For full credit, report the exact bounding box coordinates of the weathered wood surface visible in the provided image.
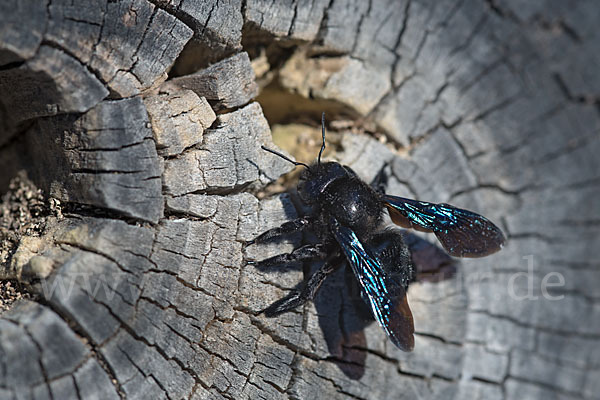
[0,1,598,399]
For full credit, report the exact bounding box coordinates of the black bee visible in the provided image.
[248,114,505,351]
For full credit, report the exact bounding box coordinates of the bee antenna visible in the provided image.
[318,112,326,165]
[260,146,310,170]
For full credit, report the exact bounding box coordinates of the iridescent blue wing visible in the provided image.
[331,218,414,351]
[383,195,505,258]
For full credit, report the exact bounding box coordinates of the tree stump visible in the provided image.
[0,1,598,399]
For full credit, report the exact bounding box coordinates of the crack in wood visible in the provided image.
[34,300,127,399]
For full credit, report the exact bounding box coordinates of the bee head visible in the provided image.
[262,112,351,204]
[297,161,350,204]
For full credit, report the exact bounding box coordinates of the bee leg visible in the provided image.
[370,162,389,194]
[251,244,326,268]
[263,256,342,316]
[246,216,313,245]
[371,230,414,288]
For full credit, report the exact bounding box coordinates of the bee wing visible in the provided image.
[331,218,414,351]
[383,195,506,258]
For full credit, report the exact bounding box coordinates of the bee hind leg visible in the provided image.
[250,244,326,268]
[263,255,342,316]
[370,162,390,195]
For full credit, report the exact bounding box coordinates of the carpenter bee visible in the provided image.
[248,114,505,351]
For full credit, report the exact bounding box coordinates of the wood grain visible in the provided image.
[0,1,598,399]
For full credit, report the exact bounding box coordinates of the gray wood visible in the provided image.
[0,0,47,66]
[170,52,259,110]
[244,0,328,41]
[162,102,292,196]
[144,88,216,157]
[160,0,244,73]
[23,98,164,223]
[0,45,109,145]
[0,1,598,399]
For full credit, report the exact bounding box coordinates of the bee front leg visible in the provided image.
[246,216,313,245]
